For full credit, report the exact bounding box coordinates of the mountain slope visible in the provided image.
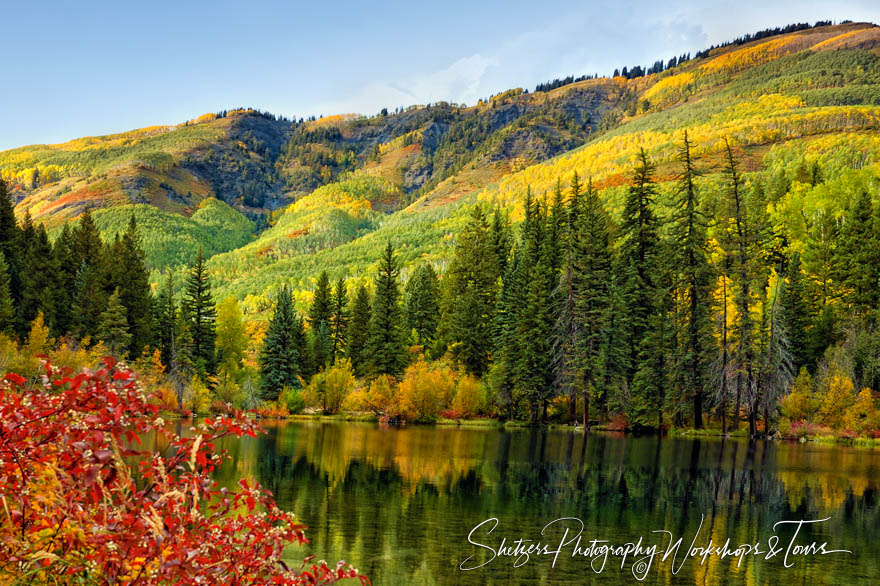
[201,21,880,309]
[2,21,879,307]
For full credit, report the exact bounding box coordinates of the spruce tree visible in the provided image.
[157,272,177,369]
[519,198,557,421]
[618,148,665,427]
[330,277,349,362]
[443,206,500,376]
[18,219,59,337]
[367,243,408,376]
[0,252,14,334]
[573,178,613,427]
[52,224,77,335]
[181,249,217,376]
[118,216,153,356]
[404,264,440,346]
[309,271,333,370]
[670,131,714,428]
[97,288,132,356]
[721,139,764,435]
[259,285,302,400]
[347,283,372,377]
[70,209,107,339]
[781,253,812,372]
[0,179,21,309]
[836,190,880,317]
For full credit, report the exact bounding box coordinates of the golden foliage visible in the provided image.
[451,374,487,418]
[397,358,456,422]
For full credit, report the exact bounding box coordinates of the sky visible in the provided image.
[1,0,877,150]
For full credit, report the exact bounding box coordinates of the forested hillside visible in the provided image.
[1,20,879,436]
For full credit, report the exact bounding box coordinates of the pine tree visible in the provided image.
[573,178,614,427]
[367,243,408,376]
[52,224,77,335]
[554,174,581,423]
[329,277,349,362]
[510,196,556,421]
[836,190,880,317]
[493,239,526,418]
[0,179,21,310]
[70,209,107,339]
[259,285,303,400]
[442,206,500,376]
[347,284,372,377]
[118,216,153,356]
[670,131,714,428]
[97,288,132,356]
[0,252,14,334]
[157,272,177,369]
[618,148,665,427]
[18,219,59,337]
[490,206,512,274]
[181,249,217,376]
[781,253,812,372]
[404,264,440,346]
[721,139,761,434]
[309,271,333,371]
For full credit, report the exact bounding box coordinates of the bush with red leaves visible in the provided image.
[0,358,368,585]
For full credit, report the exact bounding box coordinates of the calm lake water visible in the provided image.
[201,422,879,585]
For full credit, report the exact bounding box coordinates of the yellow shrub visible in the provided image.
[451,374,487,418]
[843,388,877,434]
[397,359,455,422]
[780,368,817,422]
[304,359,355,414]
[817,373,856,430]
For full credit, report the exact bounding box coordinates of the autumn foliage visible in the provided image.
[0,358,367,585]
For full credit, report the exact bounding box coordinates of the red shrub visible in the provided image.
[0,358,368,585]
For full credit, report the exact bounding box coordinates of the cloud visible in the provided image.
[312,53,497,116]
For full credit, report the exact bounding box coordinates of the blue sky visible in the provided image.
[1,0,876,150]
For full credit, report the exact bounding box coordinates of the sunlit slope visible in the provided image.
[479,23,880,215]
[204,22,880,310]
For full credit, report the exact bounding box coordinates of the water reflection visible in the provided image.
[206,422,880,585]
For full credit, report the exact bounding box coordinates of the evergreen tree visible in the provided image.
[97,288,132,356]
[781,253,812,372]
[330,277,349,362]
[670,131,714,428]
[404,264,440,346]
[118,216,153,356]
[52,224,77,335]
[259,285,303,400]
[157,272,177,369]
[0,179,21,310]
[493,239,526,418]
[347,284,372,377]
[367,243,408,376]
[18,219,59,337]
[442,206,500,376]
[618,148,665,427]
[181,249,217,376]
[490,206,512,274]
[70,209,107,338]
[836,190,880,317]
[0,252,14,334]
[573,178,614,427]
[721,139,761,434]
[309,271,333,371]
[511,196,556,421]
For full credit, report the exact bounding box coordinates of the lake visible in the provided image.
[203,421,879,585]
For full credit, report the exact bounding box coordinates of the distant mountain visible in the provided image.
[2,21,878,306]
